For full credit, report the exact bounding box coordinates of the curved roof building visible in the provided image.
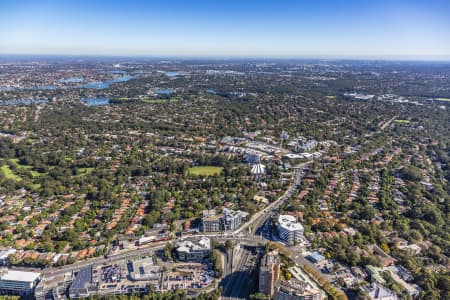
[251,163,266,175]
[277,215,304,245]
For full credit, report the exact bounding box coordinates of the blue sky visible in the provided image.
[1,0,450,59]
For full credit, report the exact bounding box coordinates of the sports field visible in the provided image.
[188,166,223,176]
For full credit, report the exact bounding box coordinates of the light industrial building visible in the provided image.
[277,215,304,245]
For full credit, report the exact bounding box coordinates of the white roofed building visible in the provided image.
[176,237,211,262]
[130,257,162,281]
[0,249,16,265]
[277,215,304,245]
[252,163,266,175]
[0,269,40,296]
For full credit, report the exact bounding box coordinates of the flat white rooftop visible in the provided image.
[0,270,40,282]
[278,215,304,231]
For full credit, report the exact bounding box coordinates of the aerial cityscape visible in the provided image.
[0,1,449,300]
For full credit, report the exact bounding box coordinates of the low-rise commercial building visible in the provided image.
[0,269,40,296]
[274,279,322,300]
[361,283,398,300]
[130,257,162,281]
[176,237,211,262]
[35,272,73,300]
[306,252,325,264]
[69,266,92,299]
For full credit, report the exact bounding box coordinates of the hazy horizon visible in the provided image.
[1,53,450,63]
[1,0,450,59]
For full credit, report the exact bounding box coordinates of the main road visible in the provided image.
[39,234,266,278]
[234,161,310,236]
[41,242,167,277]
